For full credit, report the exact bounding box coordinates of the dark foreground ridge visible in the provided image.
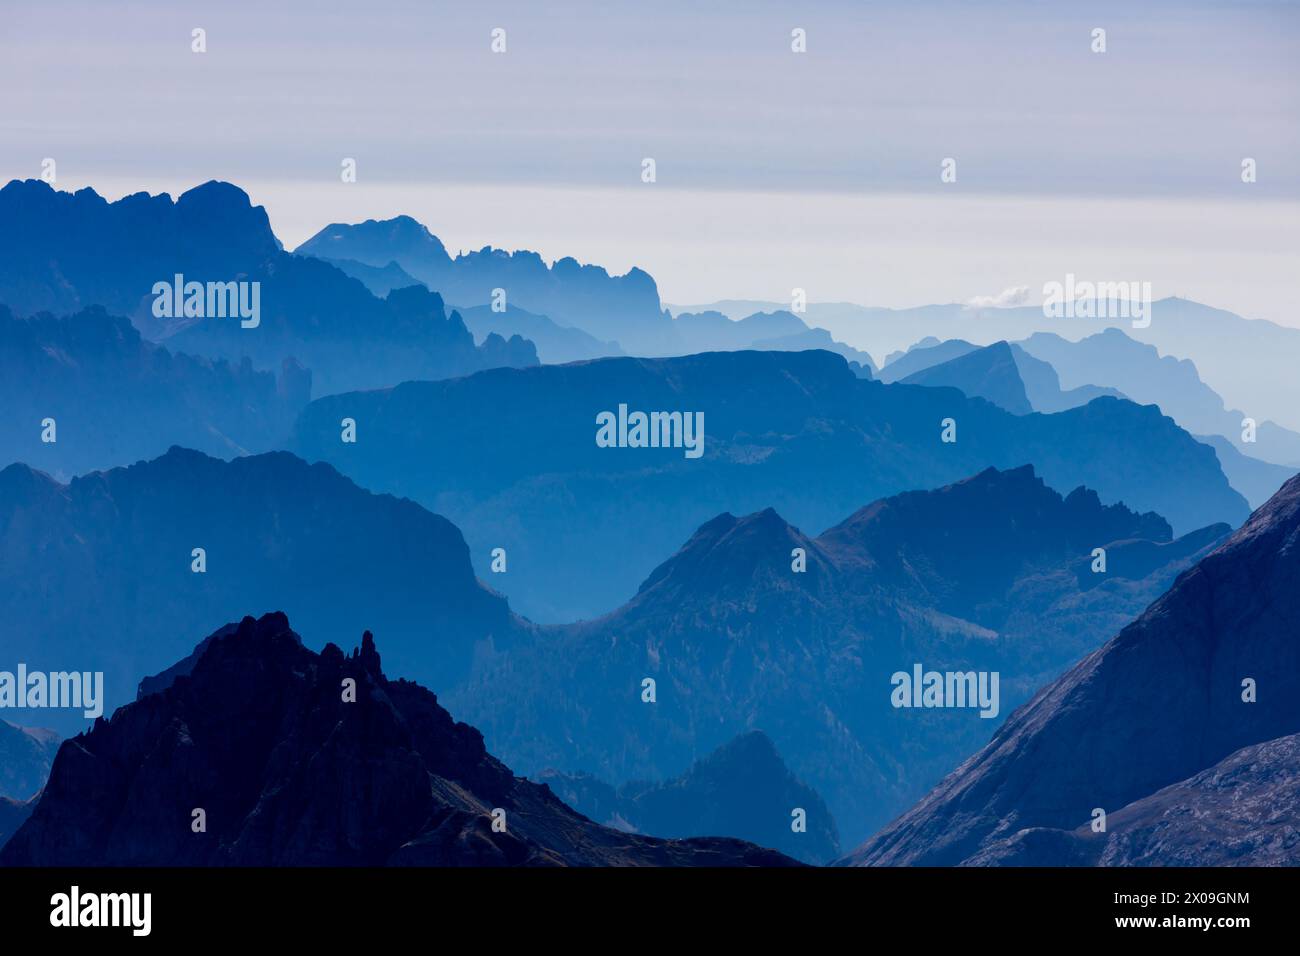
[0,612,798,867]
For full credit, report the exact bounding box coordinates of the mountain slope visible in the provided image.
[0,613,795,867]
[0,447,519,734]
[452,466,1231,845]
[845,472,1300,866]
[291,349,1249,622]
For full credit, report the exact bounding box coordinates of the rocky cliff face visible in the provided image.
[1,613,797,867]
[844,473,1300,866]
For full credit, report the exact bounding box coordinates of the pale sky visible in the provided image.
[3,0,1298,323]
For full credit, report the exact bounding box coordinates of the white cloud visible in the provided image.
[965,286,1030,309]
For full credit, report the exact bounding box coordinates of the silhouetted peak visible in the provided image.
[358,630,382,676]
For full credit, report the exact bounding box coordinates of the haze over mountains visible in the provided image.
[0,304,308,476]
[881,334,1300,507]
[0,180,537,396]
[451,465,1229,844]
[292,348,1248,622]
[0,447,520,734]
[0,612,794,867]
[846,473,1300,867]
[296,214,672,355]
[685,298,1300,435]
[2,174,1294,868]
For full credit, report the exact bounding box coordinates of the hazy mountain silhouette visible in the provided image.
[886,335,1295,506]
[1197,434,1298,510]
[687,298,1300,434]
[0,612,795,867]
[458,304,624,363]
[844,473,1300,866]
[296,216,671,354]
[672,310,875,369]
[540,731,840,864]
[452,466,1230,844]
[0,180,538,395]
[0,447,521,734]
[888,339,1120,414]
[0,304,308,476]
[899,341,1034,414]
[319,257,425,297]
[0,721,59,802]
[291,349,1248,622]
[1019,328,1300,466]
[878,339,978,382]
[0,178,281,320]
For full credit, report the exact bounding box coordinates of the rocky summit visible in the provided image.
[0,612,797,867]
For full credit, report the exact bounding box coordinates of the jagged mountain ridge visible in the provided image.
[452,465,1231,845]
[0,613,796,867]
[291,348,1249,622]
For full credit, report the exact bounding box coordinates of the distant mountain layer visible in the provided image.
[0,613,795,867]
[0,721,60,802]
[314,255,626,365]
[1198,434,1298,510]
[886,335,1297,507]
[899,341,1034,415]
[0,180,538,395]
[844,472,1300,866]
[458,304,624,364]
[888,339,1121,414]
[295,215,671,354]
[671,310,876,370]
[541,731,840,864]
[1019,328,1300,467]
[0,304,308,476]
[0,447,520,734]
[291,349,1249,623]
[453,465,1230,845]
[692,298,1300,435]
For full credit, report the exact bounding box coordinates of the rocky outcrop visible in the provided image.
[1,613,796,867]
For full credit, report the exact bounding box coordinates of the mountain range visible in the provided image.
[450,465,1230,845]
[844,472,1300,866]
[291,348,1249,622]
[686,298,1300,435]
[882,335,1299,507]
[0,447,521,734]
[0,180,537,396]
[295,215,671,355]
[0,613,795,866]
[0,304,308,476]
